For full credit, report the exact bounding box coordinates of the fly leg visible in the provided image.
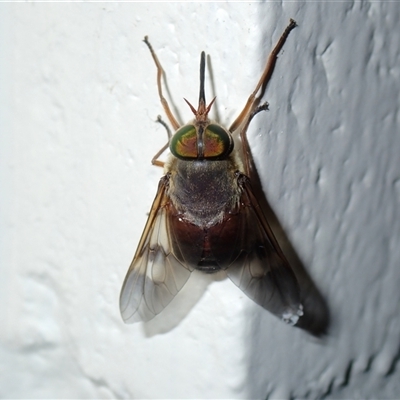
[250,102,270,119]
[229,18,297,134]
[239,102,270,176]
[229,19,297,176]
[151,115,172,168]
[143,36,181,131]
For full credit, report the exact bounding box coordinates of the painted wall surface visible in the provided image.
[1,2,400,398]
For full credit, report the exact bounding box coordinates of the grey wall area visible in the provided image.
[1,2,399,399]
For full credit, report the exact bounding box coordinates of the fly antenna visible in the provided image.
[186,50,212,120]
[199,51,206,106]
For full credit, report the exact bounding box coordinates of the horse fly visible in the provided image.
[119,19,303,325]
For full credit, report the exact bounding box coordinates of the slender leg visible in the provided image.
[143,36,181,131]
[249,102,270,121]
[151,143,168,168]
[155,115,172,139]
[229,19,297,133]
[151,115,172,168]
[239,102,269,176]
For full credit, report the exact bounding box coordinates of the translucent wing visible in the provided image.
[119,175,193,323]
[226,175,303,325]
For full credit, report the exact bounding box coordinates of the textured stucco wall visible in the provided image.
[1,2,400,398]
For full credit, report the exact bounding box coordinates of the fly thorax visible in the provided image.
[168,159,241,228]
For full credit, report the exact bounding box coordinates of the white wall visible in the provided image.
[1,2,400,398]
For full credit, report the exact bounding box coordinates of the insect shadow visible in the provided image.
[241,122,330,337]
[238,37,330,338]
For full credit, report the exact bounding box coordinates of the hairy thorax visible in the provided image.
[167,157,241,228]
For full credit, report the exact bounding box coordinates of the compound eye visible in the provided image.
[203,124,233,159]
[170,125,197,159]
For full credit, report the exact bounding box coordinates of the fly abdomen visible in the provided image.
[196,261,220,273]
[167,197,243,272]
[196,232,222,273]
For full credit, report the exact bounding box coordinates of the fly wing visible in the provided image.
[119,175,193,323]
[226,175,303,325]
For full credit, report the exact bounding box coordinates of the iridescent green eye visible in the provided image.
[203,124,233,159]
[170,123,233,160]
[170,125,198,159]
